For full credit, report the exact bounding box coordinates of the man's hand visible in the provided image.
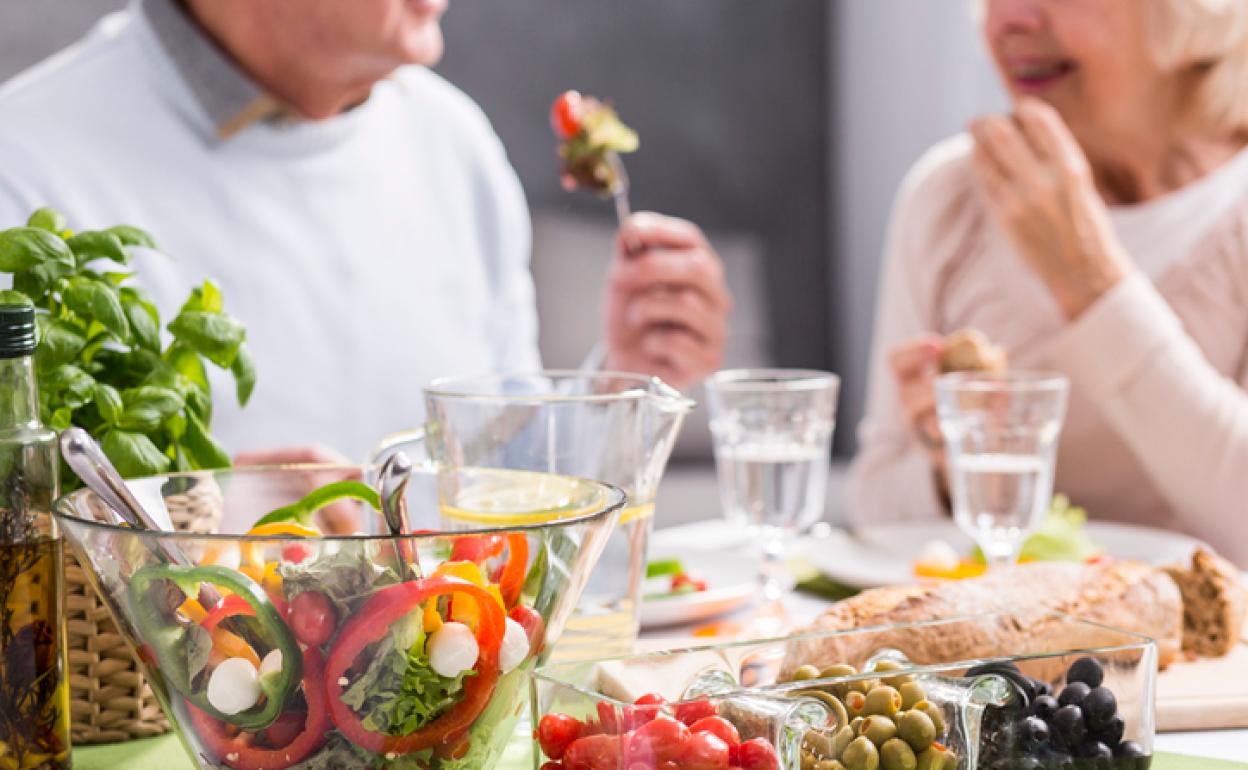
[604,212,731,389]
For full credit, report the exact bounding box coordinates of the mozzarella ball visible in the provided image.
[499,617,532,674]
[207,657,261,715]
[259,649,284,679]
[427,622,479,678]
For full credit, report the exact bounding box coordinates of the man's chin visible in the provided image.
[402,25,444,67]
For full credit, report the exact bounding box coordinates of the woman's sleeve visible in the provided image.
[1049,269,1248,552]
[846,163,950,525]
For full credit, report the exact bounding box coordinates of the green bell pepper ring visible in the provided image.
[128,564,304,731]
[251,480,380,528]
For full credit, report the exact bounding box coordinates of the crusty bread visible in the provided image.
[1163,548,1247,657]
[784,561,1183,675]
[940,328,1008,374]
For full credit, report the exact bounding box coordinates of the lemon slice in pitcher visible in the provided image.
[438,469,647,526]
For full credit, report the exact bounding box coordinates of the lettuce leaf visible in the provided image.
[973,495,1104,564]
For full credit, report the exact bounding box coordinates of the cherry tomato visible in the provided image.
[281,544,311,563]
[625,692,666,730]
[538,713,584,760]
[730,737,780,770]
[672,698,718,726]
[287,590,337,647]
[627,715,689,763]
[597,701,622,734]
[540,763,563,770]
[551,90,585,139]
[679,731,730,769]
[563,733,622,770]
[672,572,708,592]
[688,715,740,746]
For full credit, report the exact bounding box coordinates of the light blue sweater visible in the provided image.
[0,8,540,460]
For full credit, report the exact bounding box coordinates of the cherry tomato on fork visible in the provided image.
[551,90,586,139]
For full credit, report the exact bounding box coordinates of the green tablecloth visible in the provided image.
[71,733,1247,770]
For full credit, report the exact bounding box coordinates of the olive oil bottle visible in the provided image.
[0,304,70,769]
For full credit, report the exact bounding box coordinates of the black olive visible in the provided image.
[1031,694,1060,721]
[1082,686,1118,730]
[1017,715,1051,751]
[1076,739,1114,759]
[1093,714,1125,746]
[1058,682,1091,709]
[1052,705,1087,746]
[1066,657,1104,689]
[1115,741,1146,758]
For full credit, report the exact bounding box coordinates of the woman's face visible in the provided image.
[982,0,1178,145]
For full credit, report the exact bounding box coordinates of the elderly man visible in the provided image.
[0,0,730,461]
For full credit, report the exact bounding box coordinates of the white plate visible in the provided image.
[640,547,756,629]
[808,520,1208,589]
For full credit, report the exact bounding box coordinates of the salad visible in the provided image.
[550,90,639,197]
[644,558,708,601]
[125,480,544,770]
[915,495,1106,580]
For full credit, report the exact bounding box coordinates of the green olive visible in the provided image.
[872,660,915,688]
[914,700,947,737]
[820,663,859,697]
[842,736,881,770]
[850,716,865,735]
[804,729,836,758]
[864,685,903,717]
[914,745,953,770]
[803,751,818,770]
[797,689,850,729]
[792,664,823,682]
[850,676,881,695]
[845,691,867,719]
[859,715,898,747]
[897,709,937,752]
[898,681,927,710]
[816,761,848,770]
[831,725,856,759]
[879,738,918,770]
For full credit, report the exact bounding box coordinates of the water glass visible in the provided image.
[934,371,1069,568]
[705,369,839,602]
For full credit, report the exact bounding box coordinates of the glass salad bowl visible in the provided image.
[54,464,624,770]
[531,613,1155,769]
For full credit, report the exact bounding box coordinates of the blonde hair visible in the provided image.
[1144,0,1248,132]
[972,0,1248,132]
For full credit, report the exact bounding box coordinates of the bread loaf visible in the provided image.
[939,328,1008,374]
[785,561,1183,674]
[1163,547,1246,657]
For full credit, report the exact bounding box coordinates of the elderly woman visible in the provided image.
[849,0,1248,565]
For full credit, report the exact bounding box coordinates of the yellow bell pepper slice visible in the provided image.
[241,521,321,566]
[431,560,505,628]
[178,597,208,624]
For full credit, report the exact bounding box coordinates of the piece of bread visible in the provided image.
[940,328,1008,374]
[1162,547,1247,657]
[784,561,1183,675]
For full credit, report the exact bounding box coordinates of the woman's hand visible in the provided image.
[234,445,360,534]
[604,212,731,389]
[969,98,1134,320]
[889,335,947,468]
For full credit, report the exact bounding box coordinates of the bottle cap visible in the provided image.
[0,304,37,359]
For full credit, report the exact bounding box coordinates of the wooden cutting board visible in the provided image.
[1158,638,1248,731]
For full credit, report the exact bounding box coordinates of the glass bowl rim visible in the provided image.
[706,368,841,393]
[53,463,628,543]
[425,369,694,410]
[531,610,1156,707]
[934,370,1070,394]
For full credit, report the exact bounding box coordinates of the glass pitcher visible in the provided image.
[370,371,694,659]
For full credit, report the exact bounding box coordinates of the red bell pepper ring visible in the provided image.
[450,533,529,608]
[188,646,331,770]
[325,575,505,755]
[449,534,504,564]
[201,594,255,632]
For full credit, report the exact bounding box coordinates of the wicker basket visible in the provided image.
[65,479,224,744]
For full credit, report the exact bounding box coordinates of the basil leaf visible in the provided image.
[63,277,131,343]
[178,280,224,315]
[48,407,73,431]
[183,411,230,470]
[106,224,158,250]
[118,385,185,432]
[0,290,33,306]
[95,383,124,426]
[163,341,209,393]
[26,208,67,234]
[120,287,160,352]
[230,344,256,407]
[13,264,53,300]
[167,310,244,369]
[43,364,96,410]
[172,443,194,472]
[186,386,212,425]
[67,230,129,267]
[0,227,74,272]
[101,428,172,478]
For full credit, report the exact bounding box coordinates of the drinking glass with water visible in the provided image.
[934,371,1069,568]
[706,369,839,603]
